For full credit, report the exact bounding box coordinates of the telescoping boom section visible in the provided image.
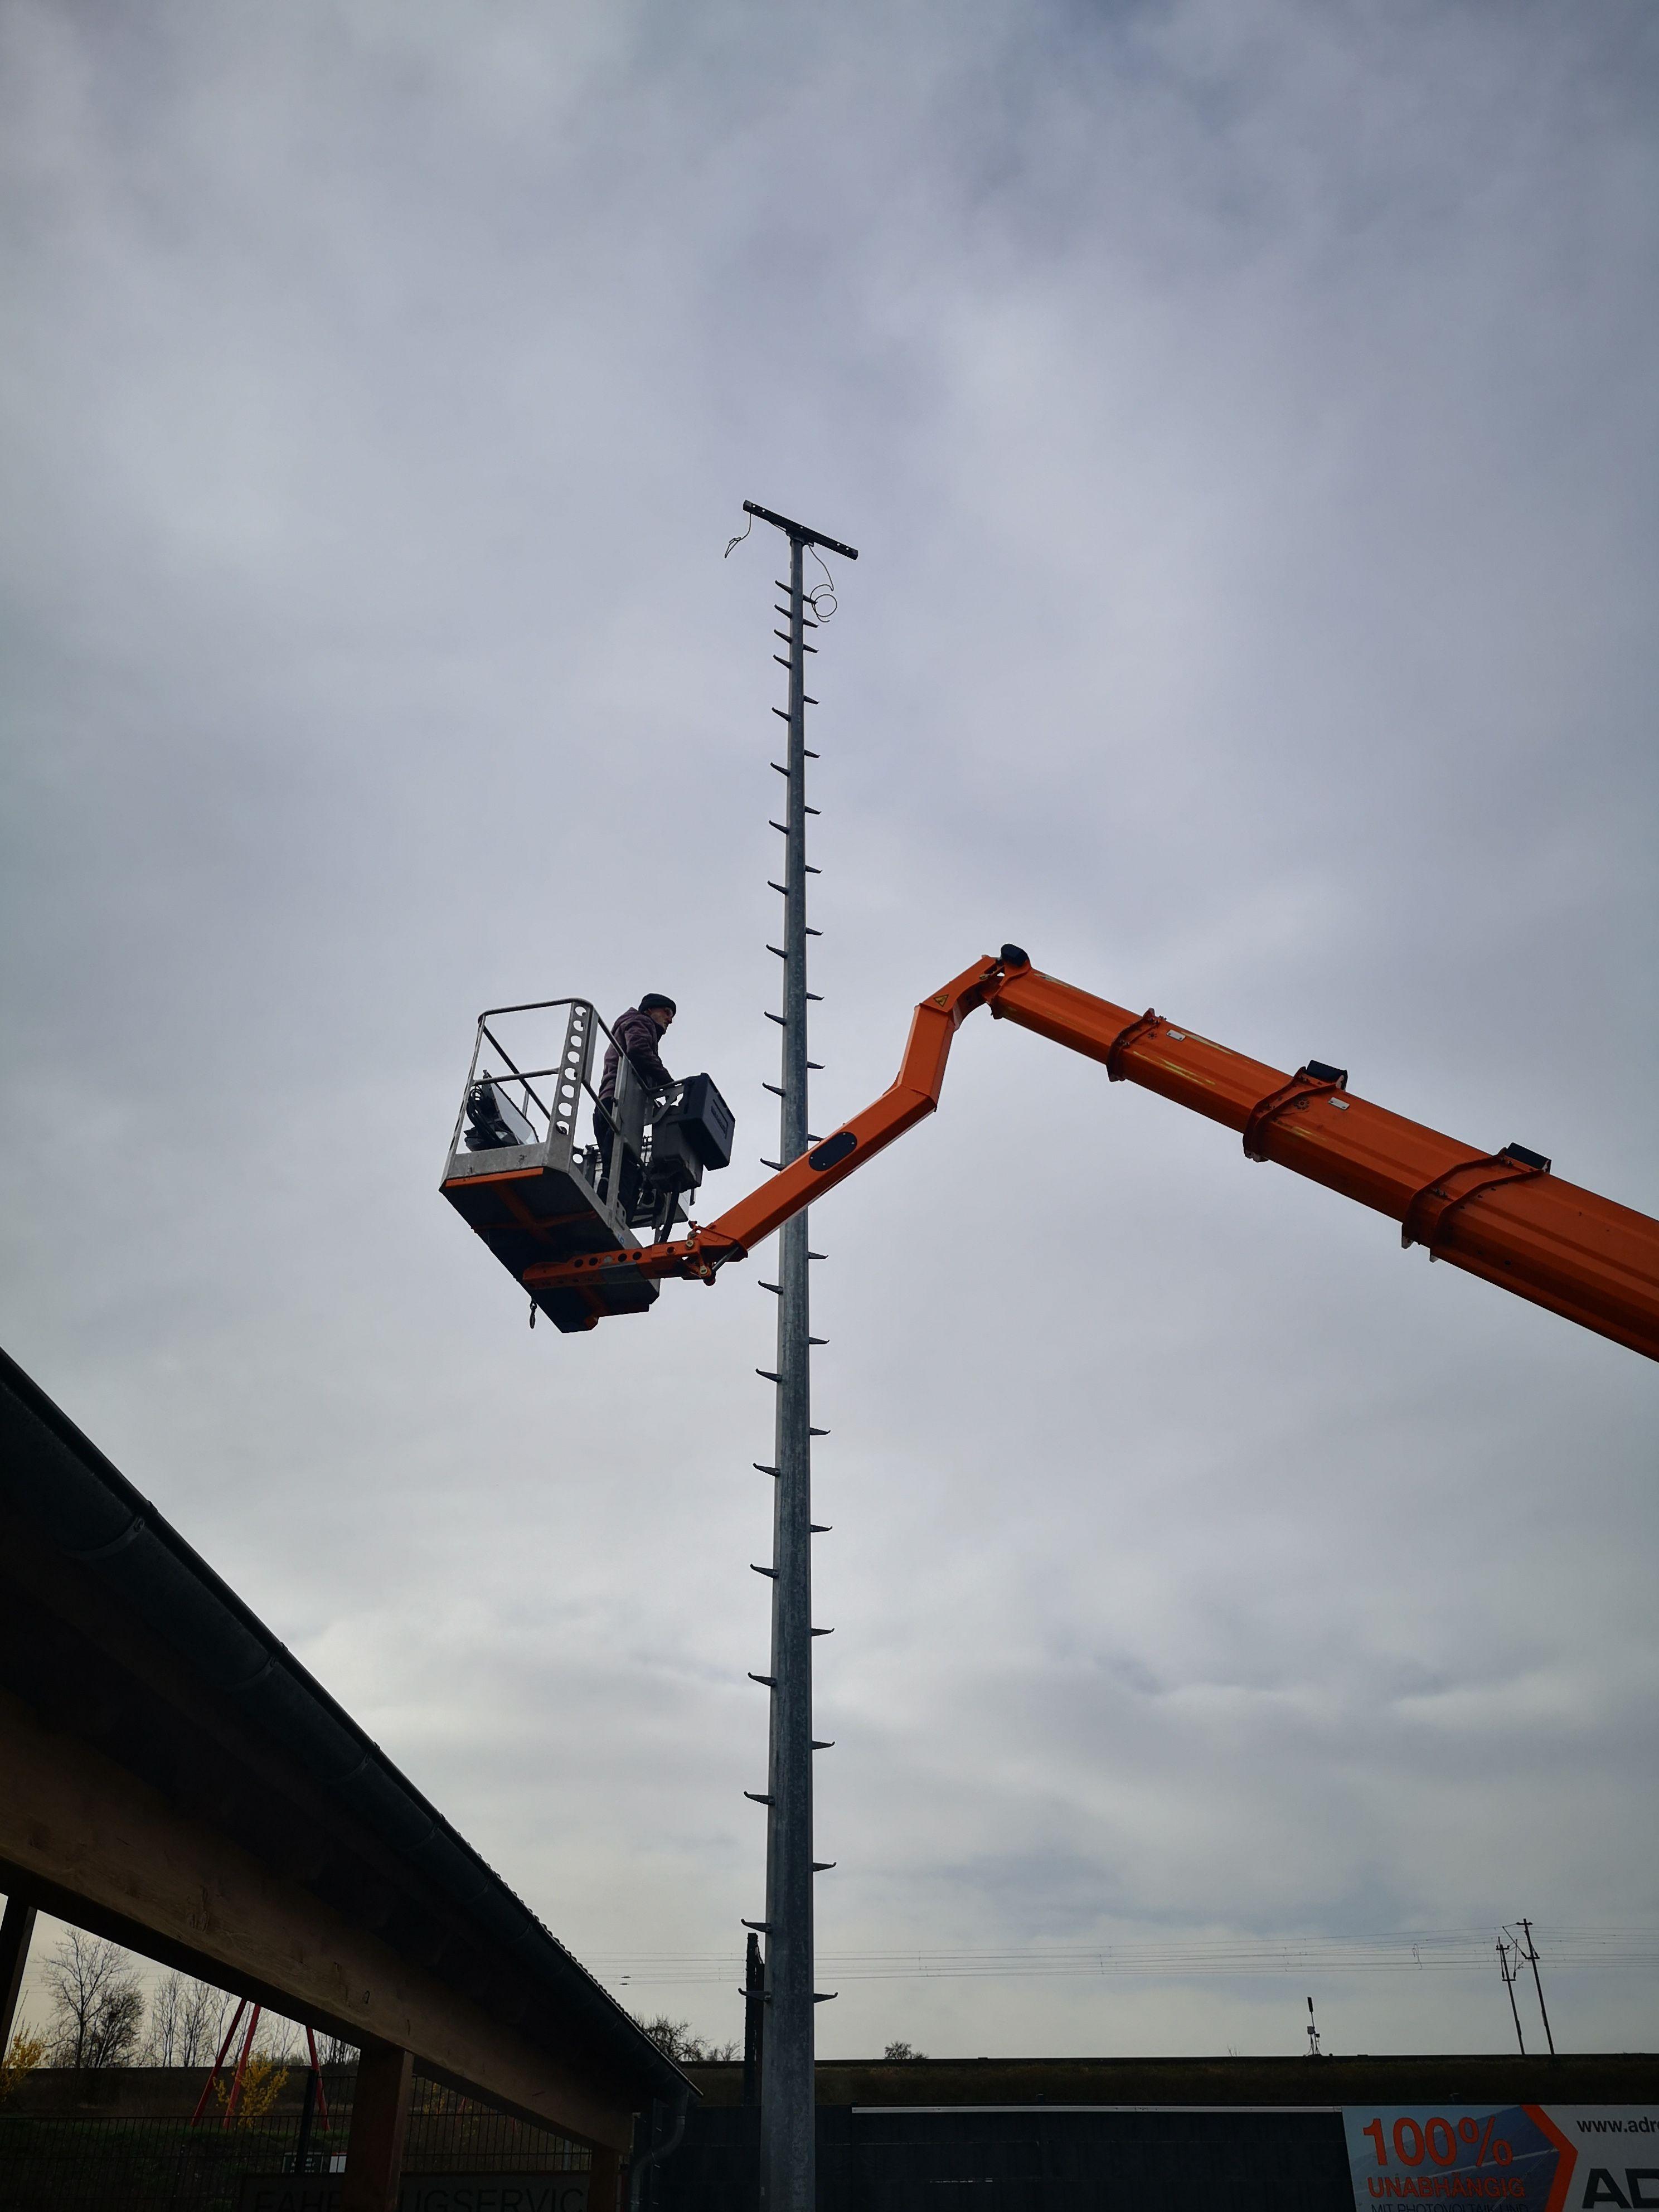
[520,948,1659,1361]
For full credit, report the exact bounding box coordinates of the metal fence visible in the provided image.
[0,2073,589,2212]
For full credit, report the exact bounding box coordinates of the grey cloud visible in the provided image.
[4,0,1656,2059]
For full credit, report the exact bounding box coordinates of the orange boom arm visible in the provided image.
[522,948,1659,1360]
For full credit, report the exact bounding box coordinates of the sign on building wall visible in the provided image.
[1345,2106,1659,2209]
[239,2175,590,2212]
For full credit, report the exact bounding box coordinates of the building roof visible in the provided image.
[685,2052,1657,2107]
[0,1346,691,2124]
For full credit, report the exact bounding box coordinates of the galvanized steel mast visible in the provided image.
[738,499,856,2212]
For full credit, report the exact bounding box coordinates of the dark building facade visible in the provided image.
[657,2055,1658,2212]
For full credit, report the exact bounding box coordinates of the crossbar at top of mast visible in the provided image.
[741,500,860,562]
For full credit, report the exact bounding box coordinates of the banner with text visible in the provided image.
[1345,2106,1659,2210]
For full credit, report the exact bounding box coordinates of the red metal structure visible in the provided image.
[517,947,1659,1360]
[190,2000,331,2132]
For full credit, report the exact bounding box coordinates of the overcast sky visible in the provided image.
[3,0,1656,2063]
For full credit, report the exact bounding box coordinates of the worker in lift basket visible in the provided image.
[594,992,677,1199]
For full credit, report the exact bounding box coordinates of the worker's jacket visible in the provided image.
[599,1007,672,1106]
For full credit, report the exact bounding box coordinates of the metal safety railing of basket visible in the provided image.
[448,998,615,1162]
[449,999,693,1228]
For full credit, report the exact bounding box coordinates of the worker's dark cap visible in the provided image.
[640,993,677,1016]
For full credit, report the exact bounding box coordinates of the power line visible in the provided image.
[595,1928,1659,1990]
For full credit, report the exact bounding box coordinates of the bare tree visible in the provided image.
[882,2041,925,2061]
[143,1972,231,2068]
[178,1978,232,2069]
[317,2034,357,2068]
[256,2013,302,2064]
[42,1932,145,2069]
[636,2015,738,2064]
[143,1972,186,2067]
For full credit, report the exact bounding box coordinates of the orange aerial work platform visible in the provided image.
[447,950,1659,1361]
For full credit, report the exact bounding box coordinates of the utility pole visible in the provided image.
[0,1895,35,2060]
[1497,1938,1526,2056]
[733,498,858,2212]
[1510,1918,1556,2056]
[741,1932,764,2109]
